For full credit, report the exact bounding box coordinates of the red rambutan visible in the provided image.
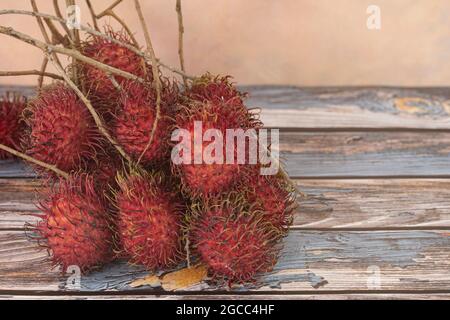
[186,73,245,108]
[190,197,281,284]
[34,174,114,273]
[114,171,184,270]
[80,28,147,109]
[172,96,260,197]
[244,173,297,233]
[113,80,178,165]
[0,92,26,159]
[25,83,100,174]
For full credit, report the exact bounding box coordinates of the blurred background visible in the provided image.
[0,0,449,86]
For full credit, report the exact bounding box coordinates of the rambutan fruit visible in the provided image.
[172,98,260,197]
[0,92,26,159]
[189,197,281,284]
[244,173,297,233]
[114,171,184,270]
[24,83,100,174]
[33,174,114,273]
[80,27,147,110]
[112,79,178,165]
[186,73,245,108]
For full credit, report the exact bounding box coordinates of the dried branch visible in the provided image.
[0,69,62,80]
[134,0,162,165]
[0,143,69,179]
[38,57,49,89]
[46,52,132,164]
[0,26,145,84]
[89,0,138,47]
[96,0,123,18]
[176,0,187,87]
[85,0,99,31]
[0,10,195,80]
[107,10,139,47]
[53,0,71,35]
[65,0,82,86]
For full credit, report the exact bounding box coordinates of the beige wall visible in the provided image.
[0,0,449,86]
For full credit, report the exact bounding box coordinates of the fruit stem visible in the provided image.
[0,10,195,80]
[134,0,162,165]
[85,0,100,31]
[0,143,69,179]
[52,0,72,36]
[176,0,188,87]
[0,69,62,81]
[0,25,146,84]
[46,52,134,164]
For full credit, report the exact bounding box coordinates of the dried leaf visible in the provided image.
[161,264,208,291]
[129,274,161,288]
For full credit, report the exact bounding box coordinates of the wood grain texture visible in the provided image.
[4,131,450,178]
[3,85,450,129]
[296,179,450,228]
[1,230,449,292]
[3,179,450,230]
[281,131,450,177]
[245,86,450,128]
[1,85,450,299]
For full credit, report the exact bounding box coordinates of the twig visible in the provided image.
[176,0,187,87]
[0,143,69,179]
[38,57,49,89]
[65,0,81,86]
[0,10,195,80]
[85,0,99,31]
[53,0,71,35]
[96,0,123,18]
[46,52,132,164]
[134,0,162,165]
[106,10,139,47]
[90,0,138,47]
[0,69,62,80]
[0,26,145,84]
[30,0,64,69]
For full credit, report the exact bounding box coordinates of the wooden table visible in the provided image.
[1,86,450,300]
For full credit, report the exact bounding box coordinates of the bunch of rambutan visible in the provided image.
[0,21,298,287]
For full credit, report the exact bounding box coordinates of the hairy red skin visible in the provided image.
[115,173,184,270]
[173,76,261,196]
[25,83,100,174]
[186,74,246,109]
[0,93,26,159]
[173,117,256,196]
[113,80,178,165]
[245,175,296,233]
[80,28,147,110]
[35,174,113,273]
[190,201,279,284]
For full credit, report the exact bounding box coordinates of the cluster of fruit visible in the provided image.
[0,28,297,285]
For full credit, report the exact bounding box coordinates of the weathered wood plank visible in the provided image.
[4,131,450,178]
[0,160,34,178]
[2,179,450,229]
[1,230,449,292]
[4,85,450,129]
[296,179,450,228]
[245,86,450,128]
[282,131,450,177]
